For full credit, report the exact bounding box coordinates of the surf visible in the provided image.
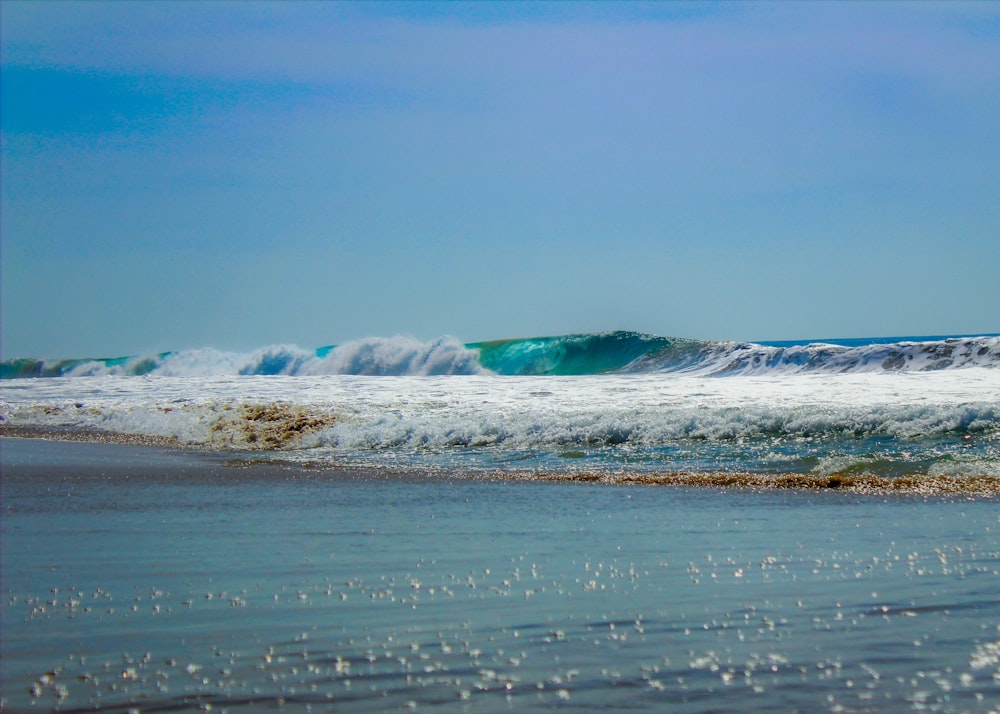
[1,331,998,378]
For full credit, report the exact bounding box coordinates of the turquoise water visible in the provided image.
[2,439,999,712]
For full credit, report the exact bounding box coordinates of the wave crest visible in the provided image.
[2,332,998,378]
[303,336,485,376]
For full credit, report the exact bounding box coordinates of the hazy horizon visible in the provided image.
[3,1,998,358]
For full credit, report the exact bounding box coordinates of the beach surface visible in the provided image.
[2,436,999,712]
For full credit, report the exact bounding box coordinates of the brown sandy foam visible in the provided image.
[0,402,337,451]
[534,471,1000,495]
[208,402,336,449]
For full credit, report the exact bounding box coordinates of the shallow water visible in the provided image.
[2,438,999,712]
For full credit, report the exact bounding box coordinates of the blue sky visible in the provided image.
[2,1,998,358]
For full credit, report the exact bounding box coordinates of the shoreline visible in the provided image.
[3,430,998,496]
[0,423,199,449]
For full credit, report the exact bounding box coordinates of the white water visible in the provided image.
[3,370,998,475]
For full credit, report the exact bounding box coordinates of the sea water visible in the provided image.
[2,438,999,712]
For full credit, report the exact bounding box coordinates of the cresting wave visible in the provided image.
[2,332,999,378]
[1,336,485,379]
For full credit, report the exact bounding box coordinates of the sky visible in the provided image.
[2,1,999,358]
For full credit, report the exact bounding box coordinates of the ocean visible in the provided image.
[1,331,999,711]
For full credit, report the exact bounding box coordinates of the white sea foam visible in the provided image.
[682,336,1000,375]
[3,370,998,474]
[302,336,486,376]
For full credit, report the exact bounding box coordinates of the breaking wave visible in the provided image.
[2,332,998,379]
